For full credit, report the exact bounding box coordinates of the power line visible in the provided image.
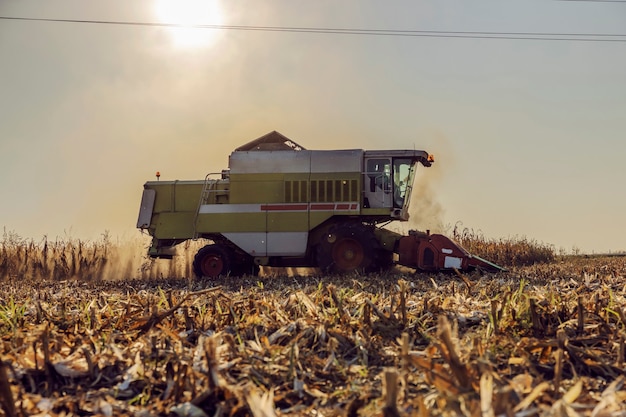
[1,15,626,42]
[556,0,626,3]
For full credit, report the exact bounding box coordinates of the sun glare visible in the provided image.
[154,0,224,48]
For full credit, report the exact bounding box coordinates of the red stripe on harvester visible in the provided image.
[260,204,308,211]
[336,204,350,210]
[311,204,335,210]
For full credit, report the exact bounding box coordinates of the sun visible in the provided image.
[154,0,224,48]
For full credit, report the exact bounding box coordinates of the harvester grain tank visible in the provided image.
[137,131,503,277]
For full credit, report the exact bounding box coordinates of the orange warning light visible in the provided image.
[156,171,161,180]
[428,154,435,162]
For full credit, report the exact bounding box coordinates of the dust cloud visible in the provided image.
[406,168,445,234]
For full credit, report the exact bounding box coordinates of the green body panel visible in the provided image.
[196,213,267,233]
[360,208,393,216]
[309,212,334,230]
[153,212,196,239]
[227,172,362,205]
[229,182,283,203]
[149,181,203,212]
[229,173,284,204]
[267,212,310,232]
[144,181,203,239]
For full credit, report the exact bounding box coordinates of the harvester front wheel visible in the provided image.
[317,223,378,274]
[193,244,232,278]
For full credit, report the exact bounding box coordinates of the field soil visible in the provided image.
[0,256,625,416]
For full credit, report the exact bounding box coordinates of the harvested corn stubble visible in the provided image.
[0,256,624,416]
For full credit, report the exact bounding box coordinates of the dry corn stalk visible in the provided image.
[0,254,622,416]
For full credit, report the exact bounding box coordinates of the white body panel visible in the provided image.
[310,150,362,173]
[222,232,266,255]
[267,232,309,256]
[222,232,309,256]
[444,256,463,269]
[198,204,261,214]
[229,150,363,174]
[137,189,156,229]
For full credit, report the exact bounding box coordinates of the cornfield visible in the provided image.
[0,232,625,416]
[0,230,201,282]
[451,224,557,267]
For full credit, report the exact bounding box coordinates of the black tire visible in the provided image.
[193,244,232,278]
[316,223,383,274]
[377,249,394,272]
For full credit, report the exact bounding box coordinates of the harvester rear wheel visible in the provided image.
[332,237,365,271]
[193,244,232,278]
[317,223,380,274]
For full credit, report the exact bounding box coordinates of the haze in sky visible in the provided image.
[1,0,624,253]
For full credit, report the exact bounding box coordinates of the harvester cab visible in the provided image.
[137,131,504,277]
[363,150,433,220]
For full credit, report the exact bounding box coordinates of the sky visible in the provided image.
[0,0,625,254]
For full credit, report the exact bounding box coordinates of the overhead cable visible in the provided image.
[1,16,625,42]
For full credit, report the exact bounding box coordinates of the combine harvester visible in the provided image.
[137,131,503,277]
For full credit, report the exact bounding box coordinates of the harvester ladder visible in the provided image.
[193,173,223,238]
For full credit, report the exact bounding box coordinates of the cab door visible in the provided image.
[363,157,392,208]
